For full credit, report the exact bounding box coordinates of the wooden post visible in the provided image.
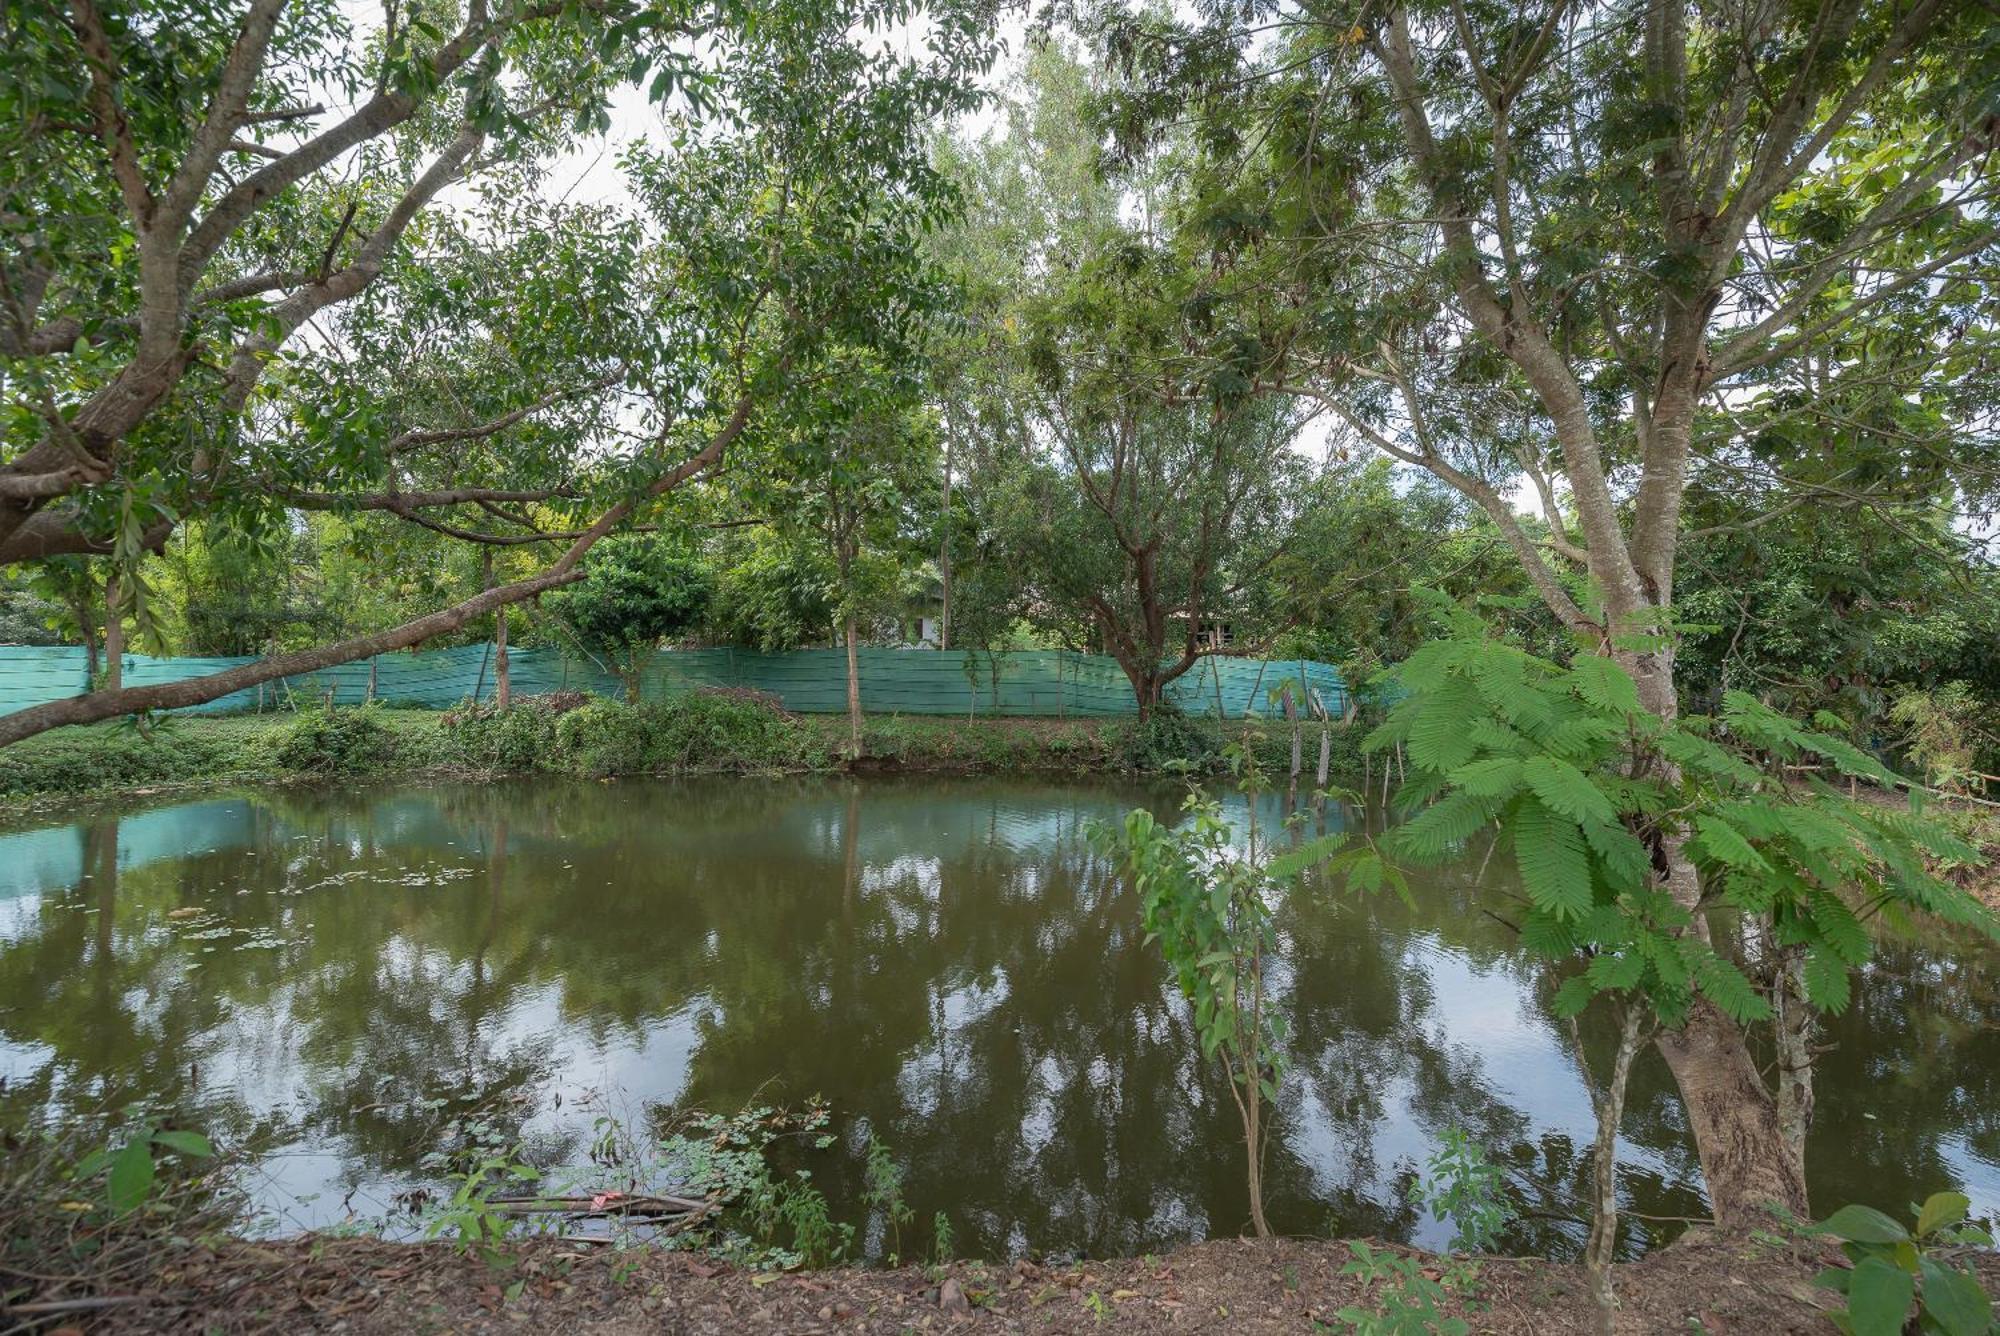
[472,640,492,705]
[367,656,378,703]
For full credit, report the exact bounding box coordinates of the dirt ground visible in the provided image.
[27,1229,1997,1334]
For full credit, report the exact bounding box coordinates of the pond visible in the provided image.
[1,775,1995,1261]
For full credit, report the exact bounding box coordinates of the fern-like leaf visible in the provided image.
[1513,799,1594,921]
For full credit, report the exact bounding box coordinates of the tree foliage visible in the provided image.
[547,537,712,700]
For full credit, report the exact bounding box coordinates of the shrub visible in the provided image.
[643,690,798,770]
[554,700,656,777]
[261,703,397,775]
[437,693,586,772]
[1111,706,1218,772]
[550,691,800,776]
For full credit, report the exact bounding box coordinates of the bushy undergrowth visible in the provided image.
[552,692,808,777]
[0,692,1376,801]
[260,702,397,775]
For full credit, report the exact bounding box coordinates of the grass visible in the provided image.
[0,692,1370,805]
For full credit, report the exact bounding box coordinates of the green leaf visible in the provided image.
[1391,792,1498,860]
[107,1138,155,1214]
[1807,889,1871,967]
[1569,654,1643,716]
[1448,756,1524,798]
[1513,800,1593,920]
[1686,943,1772,1023]
[1407,678,1481,773]
[1916,1257,1993,1336]
[1264,831,1348,881]
[1914,1192,1970,1238]
[1522,755,1617,825]
[1843,1256,1915,1336]
[1694,813,1769,872]
[1552,974,1595,1016]
[149,1130,213,1158]
[1820,1205,1912,1245]
[1580,818,1651,891]
[1803,948,1852,1014]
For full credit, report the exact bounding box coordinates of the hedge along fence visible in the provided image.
[0,643,1347,722]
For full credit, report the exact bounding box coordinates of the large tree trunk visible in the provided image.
[1774,946,1816,1172]
[845,615,863,756]
[1656,1000,1810,1229]
[1625,641,1809,1232]
[1116,658,1161,721]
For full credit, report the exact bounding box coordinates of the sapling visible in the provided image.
[1102,740,1343,1234]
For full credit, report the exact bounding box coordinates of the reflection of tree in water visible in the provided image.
[0,776,1993,1257]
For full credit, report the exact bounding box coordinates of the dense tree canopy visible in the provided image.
[0,0,994,740]
[3,1,2000,1288]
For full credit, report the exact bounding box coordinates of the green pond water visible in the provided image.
[1,775,1995,1260]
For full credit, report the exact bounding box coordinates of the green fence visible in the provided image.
[0,644,1346,722]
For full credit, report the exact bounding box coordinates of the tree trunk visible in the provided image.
[1583,1006,1646,1336]
[1243,1087,1269,1237]
[102,572,123,693]
[1626,650,1810,1232]
[845,615,862,756]
[495,609,510,711]
[1655,999,1809,1230]
[1774,946,1816,1173]
[1316,726,1330,787]
[488,554,510,711]
[76,597,101,682]
[938,433,953,651]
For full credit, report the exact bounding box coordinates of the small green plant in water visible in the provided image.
[1813,1192,1995,1336]
[1099,738,1345,1236]
[1411,1128,1511,1255]
[862,1133,914,1263]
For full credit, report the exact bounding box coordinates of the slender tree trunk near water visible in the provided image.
[845,614,862,757]
[76,596,100,682]
[1774,945,1815,1174]
[938,433,953,651]
[1579,1004,1647,1336]
[102,572,123,692]
[494,608,510,711]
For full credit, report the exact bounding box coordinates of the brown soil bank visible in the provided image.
[33,1232,1999,1334]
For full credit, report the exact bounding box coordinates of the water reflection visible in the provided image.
[0,776,1993,1260]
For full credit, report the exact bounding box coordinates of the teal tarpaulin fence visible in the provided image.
[0,643,1346,722]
